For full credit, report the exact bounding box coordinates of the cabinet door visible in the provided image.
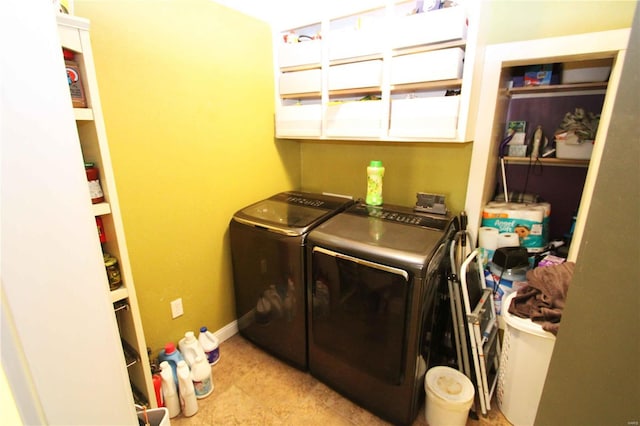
[2,5,137,424]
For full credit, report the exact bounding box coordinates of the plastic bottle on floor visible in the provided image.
[191,354,214,399]
[197,326,220,365]
[159,361,180,418]
[177,360,198,417]
[179,331,207,368]
[157,342,184,386]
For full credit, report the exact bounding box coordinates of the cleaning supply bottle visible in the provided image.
[157,342,184,386]
[198,326,220,365]
[177,360,198,417]
[191,354,214,399]
[366,160,385,206]
[152,373,164,408]
[178,331,207,368]
[160,361,180,418]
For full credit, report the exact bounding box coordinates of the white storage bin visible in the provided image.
[561,59,612,84]
[276,104,322,137]
[497,293,556,426]
[556,139,594,160]
[326,100,384,137]
[279,69,321,95]
[328,28,384,61]
[389,95,460,138]
[328,60,383,91]
[390,48,464,85]
[425,366,475,426]
[392,6,467,49]
[278,39,322,69]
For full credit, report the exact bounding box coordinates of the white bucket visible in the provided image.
[424,366,475,426]
[497,292,556,426]
[136,407,171,426]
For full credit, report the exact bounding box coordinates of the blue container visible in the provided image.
[157,342,184,386]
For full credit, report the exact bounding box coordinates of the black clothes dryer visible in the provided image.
[229,191,354,370]
[306,202,454,425]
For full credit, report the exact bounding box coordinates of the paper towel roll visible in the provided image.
[478,227,499,250]
[497,233,519,248]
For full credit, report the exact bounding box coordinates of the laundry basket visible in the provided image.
[497,292,556,426]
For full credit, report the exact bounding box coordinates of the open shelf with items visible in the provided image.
[57,14,156,408]
[502,157,589,168]
[273,0,481,142]
[464,28,630,261]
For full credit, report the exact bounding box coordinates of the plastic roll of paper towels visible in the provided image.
[478,227,499,264]
[498,233,519,248]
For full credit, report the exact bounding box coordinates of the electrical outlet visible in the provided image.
[170,298,183,319]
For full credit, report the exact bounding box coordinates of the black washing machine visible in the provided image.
[229,191,354,370]
[306,202,454,425]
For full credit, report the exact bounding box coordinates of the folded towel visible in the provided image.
[508,262,575,335]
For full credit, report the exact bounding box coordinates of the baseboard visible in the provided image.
[214,320,238,343]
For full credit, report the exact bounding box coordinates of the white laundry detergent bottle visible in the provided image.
[177,360,198,417]
[191,354,214,399]
[178,331,206,368]
[159,361,180,418]
[198,326,220,365]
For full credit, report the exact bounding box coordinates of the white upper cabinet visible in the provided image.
[273,1,481,142]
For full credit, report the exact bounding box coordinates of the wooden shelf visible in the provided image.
[58,14,156,409]
[390,78,463,93]
[110,286,130,303]
[329,86,382,97]
[508,82,607,96]
[92,202,111,216]
[274,2,477,142]
[74,107,94,121]
[391,39,466,56]
[281,91,322,100]
[503,156,590,167]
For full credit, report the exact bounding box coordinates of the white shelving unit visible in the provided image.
[56,14,156,408]
[464,28,631,261]
[273,1,481,142]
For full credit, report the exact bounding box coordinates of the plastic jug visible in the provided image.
[177,360,198,417]
[152,373,164,407]
[366,160,385,206]
[159,361,180,418]
[198,326,220,365]
[178,331,207,368]
[157,342,184,386]
[191,354,214,399]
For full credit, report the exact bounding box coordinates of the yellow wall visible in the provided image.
[482,0,635,44]
[300,141,472,211]
[75,0,301,354]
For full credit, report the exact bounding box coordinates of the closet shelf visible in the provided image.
[503,156,590,168]
[74,108,94,121]
[110,286,129,304]
[92,202,111,216]
[508,82,607,96]
[390,78,463,93]
[392,38,466,56]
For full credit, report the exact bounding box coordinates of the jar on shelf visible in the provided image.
[85,162,105,204]
[63,48,87,108]
[103,253,122,291]
[96,217,106,243]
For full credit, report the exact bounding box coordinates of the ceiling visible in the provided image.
[211,0,388,29]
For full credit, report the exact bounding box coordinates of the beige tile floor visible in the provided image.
[169,334,512,426]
